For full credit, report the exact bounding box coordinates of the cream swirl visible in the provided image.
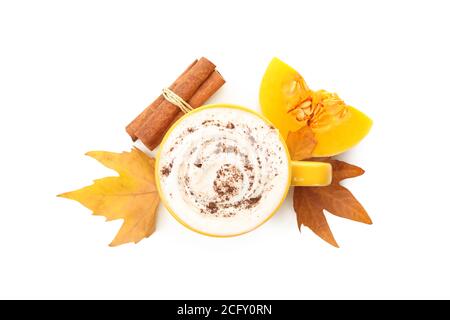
[158,107,289,236]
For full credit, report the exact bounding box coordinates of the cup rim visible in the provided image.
[155,103,292,237]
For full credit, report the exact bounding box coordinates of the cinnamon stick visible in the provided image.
[151,70,225,146]
[135,57,217,150]
[126,59,198,141]
[189,70,225,107]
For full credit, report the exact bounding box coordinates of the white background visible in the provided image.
[1,0,449,300]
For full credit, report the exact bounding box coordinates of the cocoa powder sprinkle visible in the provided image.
[206,202,218,214]
[161,167,170,177]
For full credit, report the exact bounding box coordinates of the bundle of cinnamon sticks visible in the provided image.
[126,57,225,150]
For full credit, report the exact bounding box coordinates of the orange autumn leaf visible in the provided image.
[58,148,159,247]
[294,159,372,247]
[294,188,339,247]
[286,126,317,160]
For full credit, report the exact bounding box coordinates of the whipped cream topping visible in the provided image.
[158,107,289,236]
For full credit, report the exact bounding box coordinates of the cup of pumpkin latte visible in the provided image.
[155,104,332,237]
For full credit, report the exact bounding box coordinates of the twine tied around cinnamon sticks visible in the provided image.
[161,88,193,114]
[126,57,225,150]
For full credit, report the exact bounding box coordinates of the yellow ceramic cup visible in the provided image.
[155,104,332,237]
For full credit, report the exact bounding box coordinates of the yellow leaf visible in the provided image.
[58,148,159,247]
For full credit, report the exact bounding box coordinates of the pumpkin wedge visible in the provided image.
[260,58,372,157]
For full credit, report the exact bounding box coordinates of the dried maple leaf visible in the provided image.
[294,159,372,247]
[286,126,317,160]
[58,148,159,247]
